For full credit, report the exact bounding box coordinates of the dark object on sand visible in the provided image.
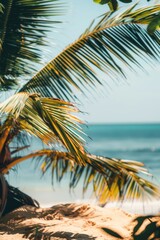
[0,175,39,217]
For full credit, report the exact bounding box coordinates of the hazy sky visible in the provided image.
[53,0,160,124]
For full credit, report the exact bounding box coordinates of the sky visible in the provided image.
[49,0,160,124]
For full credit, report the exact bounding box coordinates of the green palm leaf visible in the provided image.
[0,0,65,90]
[0,92,86,165]
[5,149,158,204]
[20,5,160,101]
[0,3,3,14]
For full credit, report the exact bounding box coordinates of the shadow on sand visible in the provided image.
[102,214,160,240]
[0,204,95,239]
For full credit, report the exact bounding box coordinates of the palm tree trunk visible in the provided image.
[0,174,8,217]
[0,174,39,217]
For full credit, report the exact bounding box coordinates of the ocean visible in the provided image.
[6,123,160,213]
[85,123,160,179]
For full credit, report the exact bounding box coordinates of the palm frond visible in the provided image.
[20,5,160,101]
[0,3,3,13]
[0,92,86,165]
[0,0,66,90]
[7,149,159,204]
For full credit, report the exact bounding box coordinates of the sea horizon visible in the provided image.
[87,121,160,126]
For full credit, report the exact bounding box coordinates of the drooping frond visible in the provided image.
[20,5,160,101]
[0,93,86,165]
[6,149,159,204]
[0,0,66,90]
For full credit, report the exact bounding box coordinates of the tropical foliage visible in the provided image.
[0,0,160,215]
[94,0,160,42]
[93,0,159,12]
[19,4,160,101]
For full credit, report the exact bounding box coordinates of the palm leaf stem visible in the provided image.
[0,125,11,153]
[1,150,68,174]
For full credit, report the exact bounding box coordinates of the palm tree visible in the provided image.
[0,1,159,216]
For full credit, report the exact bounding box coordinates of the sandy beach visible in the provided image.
[0,202,159,240]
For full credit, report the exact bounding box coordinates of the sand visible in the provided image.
[0,203,159,240]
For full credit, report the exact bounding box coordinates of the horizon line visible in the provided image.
[85,121,160,125]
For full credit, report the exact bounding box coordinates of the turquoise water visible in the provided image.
[6,123,160,207]
[85,123,160,179]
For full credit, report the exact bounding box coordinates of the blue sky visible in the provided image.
[53,0,160,124]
